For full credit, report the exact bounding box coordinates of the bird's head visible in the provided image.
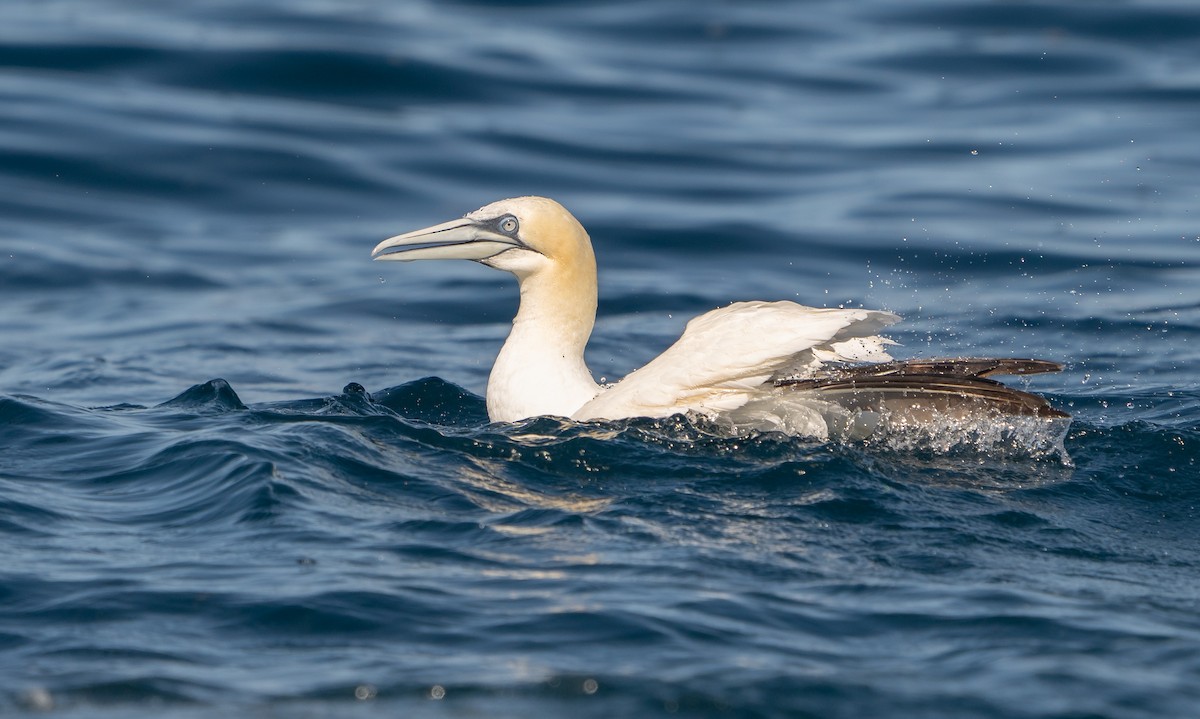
[372,196,594,280]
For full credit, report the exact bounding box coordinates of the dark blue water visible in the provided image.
[3,1,1200,716]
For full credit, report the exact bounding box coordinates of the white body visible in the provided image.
[374,196,899,435]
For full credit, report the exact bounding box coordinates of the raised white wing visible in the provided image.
[572,301,900,421]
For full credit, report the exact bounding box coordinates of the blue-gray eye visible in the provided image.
[499,216,518,234]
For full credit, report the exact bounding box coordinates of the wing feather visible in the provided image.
[573,301,899,420]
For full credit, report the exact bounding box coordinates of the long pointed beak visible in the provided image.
[372,217,521,262]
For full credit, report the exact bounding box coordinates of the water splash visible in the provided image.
[861,411,1073,464]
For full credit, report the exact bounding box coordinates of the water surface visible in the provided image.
[2,1,1199,717]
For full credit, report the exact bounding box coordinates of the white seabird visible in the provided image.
[372,196,1066,437]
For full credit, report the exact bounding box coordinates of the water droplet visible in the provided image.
[354,684,377,701]
[20,687,54,711]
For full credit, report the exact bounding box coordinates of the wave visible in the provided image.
[2,376,1197,715]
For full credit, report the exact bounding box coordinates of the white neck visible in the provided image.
[485,252,600,422]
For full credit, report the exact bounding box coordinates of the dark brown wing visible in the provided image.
[775,358,1069,419]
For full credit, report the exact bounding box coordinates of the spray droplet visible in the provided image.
[354,684,377,701]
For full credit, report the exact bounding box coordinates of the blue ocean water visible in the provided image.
[2,0,1199,716]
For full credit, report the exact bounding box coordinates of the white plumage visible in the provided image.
[373,196,1065,435]
[574,301,897,421]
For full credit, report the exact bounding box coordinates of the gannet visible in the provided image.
[372,196,1067,437]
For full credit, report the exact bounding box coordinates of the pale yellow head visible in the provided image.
[374,194,597,319]
[374,196,592,278]
[373,196,602,420]
[465,197,596,282]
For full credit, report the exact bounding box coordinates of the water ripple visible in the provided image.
[3,0,1200,716]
